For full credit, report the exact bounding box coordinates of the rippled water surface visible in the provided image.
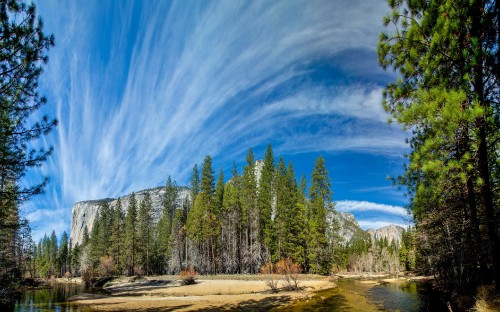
[14,282,86,312]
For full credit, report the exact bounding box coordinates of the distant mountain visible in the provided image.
[367,224,405,246]
[70,187,190,246]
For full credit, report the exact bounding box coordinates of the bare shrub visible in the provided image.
[179,267,198,285]
[99,256,116,277]
[276,258,302,290]
[260,262,279,292]
[64,271,71,281]
[81,268,96,288]
[134,265,145,277]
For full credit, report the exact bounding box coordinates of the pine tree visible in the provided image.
[164,176,178,220]
[155,213,170,273]
[308,156,332,274]
[137,192,153,275]
[273,157,288,262]
[169,208,186,273]
[58,232,69,276]
[89,213,103,266]
[190,164,200,209]
[219,162,242,273]
[241,148,260,273]
[378,0,500,292]
[0,1,55,300]
[215,169,225,216]
[109,198,124,274]
[124,193,138,275]
[283,162,307,267]
[201,155,218,273]
[258,144,275,262]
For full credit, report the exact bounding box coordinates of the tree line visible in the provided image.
[67,146,337,277]
[25,145,412,281]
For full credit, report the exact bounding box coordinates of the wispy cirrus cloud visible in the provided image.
[24,0,407,240]
[336,200,409,217]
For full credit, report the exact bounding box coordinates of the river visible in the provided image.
[14,282,88,312]
[13,278,447,311]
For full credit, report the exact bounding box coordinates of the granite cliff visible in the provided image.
[367,224,405,246]
[70,187,190,246]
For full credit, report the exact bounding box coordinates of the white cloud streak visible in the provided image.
[335,200,409,217]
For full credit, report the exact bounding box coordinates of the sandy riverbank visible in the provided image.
[69,275,335,311]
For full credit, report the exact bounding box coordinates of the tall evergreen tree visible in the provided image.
[258,144,275,262]
[124,193,138,275]
[164,176,178,220]
[155,213,170,273]
[0,1,55,301]
[219,162,242,273]
[241,148,260,273]
[58,232,69,276]
[169,208,186,273]
[215,169,225,216]
[283,162,307,267]
[137,193,153,275]
[378,0,500,292]
[187,155,218,273]
[109,198,124,274]
[190,164,200,209]
[308,156,332,274]
[273,157,288,262]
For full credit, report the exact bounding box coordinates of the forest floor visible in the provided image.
[68,274,335,311]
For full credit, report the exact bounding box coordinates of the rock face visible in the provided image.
[328,210,366,244]
[367,225,405,246]
[70,187,190,246]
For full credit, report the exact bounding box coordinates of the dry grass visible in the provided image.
[471,286,500,312]
[69,275,335,311]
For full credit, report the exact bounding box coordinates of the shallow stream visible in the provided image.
[13,278,447,311]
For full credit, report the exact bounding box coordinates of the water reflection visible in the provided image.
[367,281,448,312]
[14,283,84,312]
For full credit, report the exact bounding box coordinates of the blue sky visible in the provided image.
[24,0,412,240]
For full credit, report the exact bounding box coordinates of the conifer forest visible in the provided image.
[30,148,416,280]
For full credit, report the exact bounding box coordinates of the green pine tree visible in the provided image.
[258,144,275,262]
[241,148,260,273]
[137,193,154,275]
[378,0,500,291]
[124,193,138,275]
[109,198,124,274]
[307,156,332,274]
[190,164,200,209]
[215,169,225,216]
[0,1,55,301]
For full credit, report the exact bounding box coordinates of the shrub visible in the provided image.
[81,268,96,288]
[179,267,198,285]
[64,272,71,281]
[99,256,116,277]
[260,262,279,292]
[276,258,302,290]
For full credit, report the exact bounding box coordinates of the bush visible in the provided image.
[99,256,116,277]
[261,259,302,292]
[276,258,302,290]
[260,262,279,293]
[64,272,71,281]
[81,268,96,288]
[179,267,198,285]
